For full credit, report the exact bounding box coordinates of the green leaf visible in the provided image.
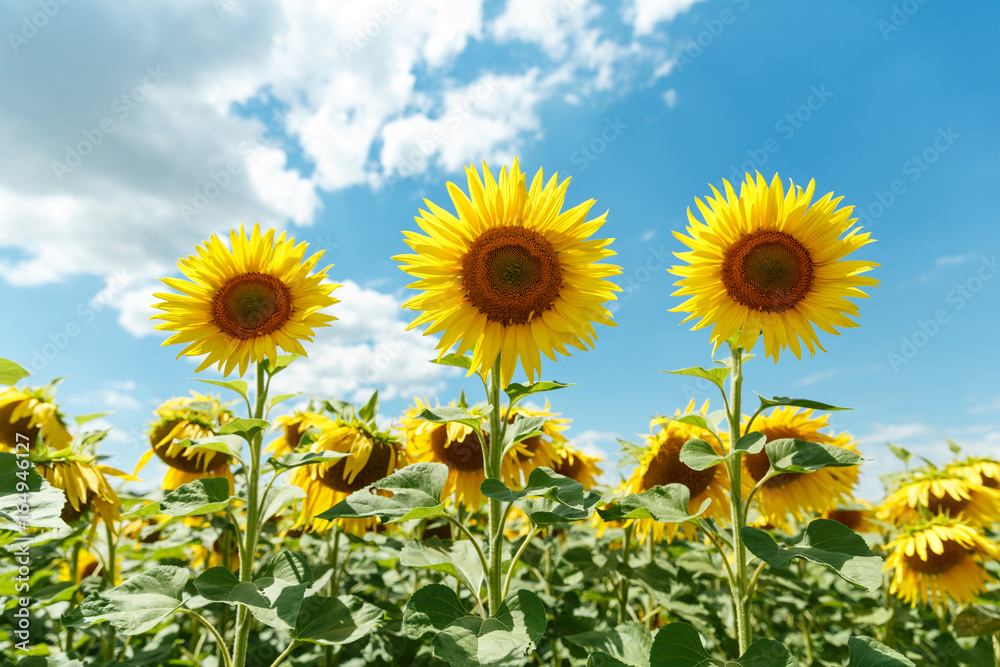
[597,484,710,524]
[252,551,315,630]
[885,443,912,465]
[318,462,449,524]
[218,418,270,442]
[172,434,244,462]
[664,366,730,391]
[504,380,574,403]
[401,538,485,595]
[0,453,68,529]
[678,432,762,472]
[263,353,301,375]
[62,566,189,634]
[432,353,473,370]
[764,438,863,474]
[648,622,795,666]
[757,395,851,412]
[953,604,1000,637]
[404,584,546,667]
[742,518,882,591]
[416,405,489,431]
[294,594,384,646]
[194,566,271,608]
[521,495,600,526]
[480,467,588,510]
[946,438,962,456]
[129,477,233,518]
[259,482,307,525]
[269,449,351,471]
[565,622,652,667]
[359,388,380,423]
[74,412,112,426]
[847,636,916,666]
[268,392,300,412]
[499,415,546,458]
[194,378,249,403]
[0,358,29,385]
[673,413,719,438]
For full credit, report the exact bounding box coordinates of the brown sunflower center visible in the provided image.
[555,456,581,482]
[722,230,814,313]
[903,538,968,575]
[925,491,970,516]
[151,419,230,473]
[61,493,92,524]
[320,442,394,493]
[284,422,304,450]
[742,449,801,488]
[641,437,717,498]
[825,510,863,530]
[430,426,486,472]
[0,404,40,450]
[981,475,999,490]
[461,227,562,325]
[212,272,292,339]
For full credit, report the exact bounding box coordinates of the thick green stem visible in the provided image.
[725,344,751,654]
[617,523,634,625]
[486,356,504,616]
[232,361,268,667]
[101,524,118,662]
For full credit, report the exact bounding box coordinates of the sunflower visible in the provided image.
[266,410,335,457]
[404,399,491,509]
[552,442,604,489]
[671,173,879,361]
[289,422,404,536]
[948,457,1000,490]
[741,407,860,530]
[0,386,72,451]
[152,223,340,377]
[880,470,1000,528]
[36,450,131,534]
[886,517,1000,610]
[822,501,879,534]
[501,401,566,489]
[393,159,621,388]
[619,400,730,543]
[134,392,235,492]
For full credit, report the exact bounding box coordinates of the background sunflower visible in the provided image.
[0,385,71,451]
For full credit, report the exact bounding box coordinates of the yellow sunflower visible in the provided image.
[152,223,340,377]
[36,451,131,534]
[671,172,879,361]
[289,423,405,536]
[821,501,879,534]
[134,392,235,492]
[0,386,72,451]
[393,158,621,388]
[880,470,1000,528]
[620,400,730,543]
[552,442,604,489]
[886,517,1000,610]
[741,407,860,530]
[403,399,491,509]
[266,410,335,457]
[501,401,566,489]
[948,457,1000,490]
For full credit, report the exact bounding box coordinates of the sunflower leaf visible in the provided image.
[886,443,913,465]
[672,413,719,438]
[649,621,795,666]
[218,418,270,442]
[499,415,546,458]
[170,435,245,463]
[358,388,380,423]
[132,477,235,518]
[847,636,916,666]
[262,354,301,376]
[401,537,485,595]
[765,438,863,474]
[194,378,249,403]
[521,496,600,526]
[504,380,574,403]
[0,453,68,529]
[756,395,851,412]
[294,594,385,646]
[742,519,882,591]
[596,484,709,524]
[318,462,449,524]
[663,366,730,391]
[62,565,189,635]
[268,450,351,471]
[415,405,489,431]
[678,439,722,471]
[0,358,29,385]
[268,393,300,413]
[432,353,473,370]
[258,481,307,525]
[564,622,653,667]
[953,604,1000,637]
[481,467,589,510]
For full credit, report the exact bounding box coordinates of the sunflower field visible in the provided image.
[3,165,999,667]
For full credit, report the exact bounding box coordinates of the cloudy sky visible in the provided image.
[2,0,998,498]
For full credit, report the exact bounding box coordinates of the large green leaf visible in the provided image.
[764,438,863,474]
[521,495,600,526]
[172,434,245,461]
[664,366,730,391]
[218,418,270,442]
[318,462,449,524]
[259,481,307,525]
[481,467,588,510]
[294,594,384,646]
[0,358,29,385]
[268,450,351,471]
[404,584,546,667]
[953,604,1000,637]
[62,566,189,634]
[847,636,916,666]
[680,433,765,472]
[253,551,315,629]
[565,622,652,667]
[262,353,301,375]
[194,566,270,608]
[0,453,68,529]
[742,519,882,591]
[756,395,850,412]
[194,378,249,403]
[128,477,234,517]
[648,622,795,666]
[597,484,710,524]
[416,405,489,431]
[401,537,485,595]
[504,380,574,403]
[499,415,546,457]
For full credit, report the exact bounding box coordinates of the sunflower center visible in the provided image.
[430,426,486,472]
[722,230,814,313]
[981,475,999,490]
[825,510,863,530]
[0,404,40,450]
[925,492,970,516]
[212,272,292,339]
[461,227,562,325]
[151,419,230,473]
[320,442,393,493]
[641,437,717,499]
[903,538,968,575]
[554,456,581,482]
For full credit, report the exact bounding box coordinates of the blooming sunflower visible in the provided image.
[289,422,405,536]
[501,401,566,489]
[671,173,879,360]
[0,385,72,451]
[36,449,131,534]
[620,400,730,543]
[948,457,1000,490]
[822,501,879,534]
[152,223,340,377]
[552,442,604,489]
[741,407,860,530]
[393,159,621,388]
[403,399,490,509]
[886,517,1000,609]
[880,470,1000,528]
[134,392,235,492]
[266,410,335,457]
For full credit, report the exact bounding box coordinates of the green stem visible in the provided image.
[502,527,539,598]
[725,344,751,654]
[444,514,490,577]
[101,524,118,662]
[617,524,634,625]
[486,356,504,616]
[183,609,233,667]
[232,361,269,667]
[993,632,1000,667]
[271,642,300,667]
[329,528,341,594]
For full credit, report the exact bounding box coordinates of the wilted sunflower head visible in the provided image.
[671,173,879,361]
[266,410,335,457]
[886,516,1000,610]
[393,158,622,388]
[501,401,568,489]
[879,469,1000,528]
[741,407,860,530]
[947,457,1000,490]
[0,385,72,452]
[152,223,340,377]
[35,447,132,534]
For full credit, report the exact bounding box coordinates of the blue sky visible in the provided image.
[2,0,998,499]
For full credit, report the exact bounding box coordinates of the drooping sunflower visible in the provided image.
[620,400,730,543]
[822,501,880,534]
[880,470,1000,528]
[501,401,566,489]
[152,223,340,377]
[671,173,879,361]
[886,517,1000,610]
[266,410,335,457]
[289,422,405,536]
[36,449,131,534]
[741,407,860,530]
[0,385,72,451]
[134,392,235,492]
[552,442,604,489]
[403,399,490,509]
[393,158,621,388]
[948,457,1000,490]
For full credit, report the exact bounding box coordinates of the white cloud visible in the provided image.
[662,88,678,109]
[968,396,1000,414]
[625,0,708,35]
[640,228,657,242]
[936,253,975,267]
[69,381,141,412]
